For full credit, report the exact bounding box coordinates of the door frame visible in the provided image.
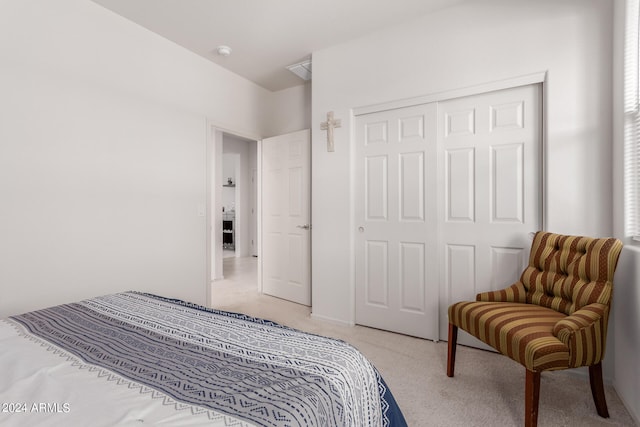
[351,72,547,330]
[354,72,547,117]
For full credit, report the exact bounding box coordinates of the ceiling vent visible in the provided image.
[286,59,312,81]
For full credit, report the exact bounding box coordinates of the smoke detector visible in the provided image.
[286,59,312,81]
[216,45,232,57]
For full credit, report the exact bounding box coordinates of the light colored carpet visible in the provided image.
[211,256,636,426]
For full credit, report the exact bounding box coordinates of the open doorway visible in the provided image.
[221,134,258,262]
[222,152,238,259]
[207,126,311,309]
[209,132,258,283]
[207,126,260,310]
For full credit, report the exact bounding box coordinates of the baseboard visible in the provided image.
[613,385,640,426]
[310,312,354,327]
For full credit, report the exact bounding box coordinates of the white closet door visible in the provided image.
[437,84,542,345]
[353,84,542,345]
[354,104,439,340]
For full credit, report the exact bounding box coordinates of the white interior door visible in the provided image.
[355,104,439,340]
[353,84,542,344]
[437,84,542,346]
[261,129,311,306]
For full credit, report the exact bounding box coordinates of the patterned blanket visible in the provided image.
[10,292,407,427]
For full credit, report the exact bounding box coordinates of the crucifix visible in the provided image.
[320,111,342,152]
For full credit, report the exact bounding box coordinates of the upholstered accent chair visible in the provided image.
[447,231,623,427]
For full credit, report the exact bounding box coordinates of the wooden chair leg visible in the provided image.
[525,369,540,427]
[589,362,609,418]
[447,323,458,377]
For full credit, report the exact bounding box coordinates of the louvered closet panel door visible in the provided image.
[355,103,438,340]
[437,84,542,347]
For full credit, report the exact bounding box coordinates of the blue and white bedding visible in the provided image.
[0,292,407,426]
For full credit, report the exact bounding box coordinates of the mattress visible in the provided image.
[0,292,407,426]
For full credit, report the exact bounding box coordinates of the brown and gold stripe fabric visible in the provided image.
[448,231,623,372]
[520,232,621,315]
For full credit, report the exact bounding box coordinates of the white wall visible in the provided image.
[222,153,238,212]
[611,247,640,424]
[613,0,640,423]
[311,0,638,420]
[0,0,272,316]
[266,82,312,137]
[311,0,614,323]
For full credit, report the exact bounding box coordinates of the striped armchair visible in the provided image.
[447,231,623,427]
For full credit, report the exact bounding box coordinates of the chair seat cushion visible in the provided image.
[449,301,570,371]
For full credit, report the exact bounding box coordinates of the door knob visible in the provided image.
[297,224,312,230]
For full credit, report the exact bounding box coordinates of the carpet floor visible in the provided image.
[210,256,636,426]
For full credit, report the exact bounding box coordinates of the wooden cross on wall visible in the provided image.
[320,111,341,152]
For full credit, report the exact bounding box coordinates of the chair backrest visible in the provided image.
[520,231,623,315]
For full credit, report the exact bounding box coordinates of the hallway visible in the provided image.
[210,256,312,323]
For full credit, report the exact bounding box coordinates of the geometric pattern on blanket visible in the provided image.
[11,292,406,427]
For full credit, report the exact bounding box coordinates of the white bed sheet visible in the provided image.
[0,319,252,427]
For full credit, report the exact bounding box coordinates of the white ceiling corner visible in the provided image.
[90,0,466,92]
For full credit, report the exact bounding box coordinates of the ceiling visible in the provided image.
[90,0,466,92]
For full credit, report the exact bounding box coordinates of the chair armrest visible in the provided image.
[553,303,610,368]
[476,282,527,303]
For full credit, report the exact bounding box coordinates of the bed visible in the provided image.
[0,292,407,426]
